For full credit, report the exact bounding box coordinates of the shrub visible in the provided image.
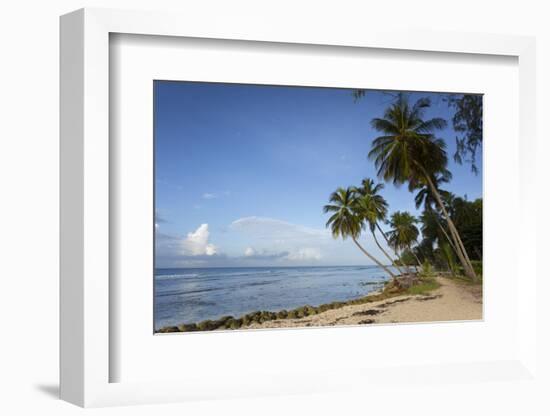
[158,326,179,333]
[287,310,298,319]
[225,318,243,329]
[178,323,198,332]
[303,305,317,316]
[318,304,331,312]
[276,310,288,319]
[421,261,434,278]
[260,311,276,321]
[197,320,216,331]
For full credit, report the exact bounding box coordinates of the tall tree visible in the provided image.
[412,173,459,256]
[323,187,396,279]
[368,93,477,281]
[353,179,405,276]
[387,211,422,268]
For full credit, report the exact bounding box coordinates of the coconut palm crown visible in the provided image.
[323,187,362,239]
[387,211,420,252]
[352,179,388,232]
[323,186,397,279]
[368,94,448,187]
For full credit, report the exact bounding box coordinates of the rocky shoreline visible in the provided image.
[156,274,483,333]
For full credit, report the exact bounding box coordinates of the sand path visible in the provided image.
[244,276,482,329]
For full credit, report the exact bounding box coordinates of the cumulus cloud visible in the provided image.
[182,224,217,256]
[244,247,256,256]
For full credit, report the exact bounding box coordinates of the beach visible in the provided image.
[155,265,392,330]
[157,274,483,333]
[242,275,482,329]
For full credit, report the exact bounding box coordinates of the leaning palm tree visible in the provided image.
[387,211,422,269]
[368,93,477,281]
[323,187,396,279]
[353,179,405,276]
[413,173,458,256]
[412,172,452,212]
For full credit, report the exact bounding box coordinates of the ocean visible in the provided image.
[154,265,394,330]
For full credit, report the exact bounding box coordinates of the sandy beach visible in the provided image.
[242,276,482,329]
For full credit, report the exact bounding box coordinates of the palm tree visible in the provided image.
[413,174,458,256]
[353,179,405,276]
[387,211,422,270]
[323,187,396,279]
[412,172,451,212]
[368,93,477,281]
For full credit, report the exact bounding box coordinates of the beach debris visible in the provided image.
[352,309,383,316]
[357,319,375,325]
[377,297,411,308]
[416,295,442,302]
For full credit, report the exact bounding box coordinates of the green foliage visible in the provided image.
[227,318,243,330]
[157,326,179,333]
[352,179,388,231]
[196,320,217,331]
[276,310,288,319]
[387,211,420,253]
[178,323,198,332]
[421,261,434,278]
[397,248,417,266]
[417,196,482,265]
[446,94,483,174]
[471,260,483,276]
[440,242,459,276]
[368,93,448,187]
[287,310,298,319]
[323,187,363,240]
[406,277,440,295]
[323,181,396,280]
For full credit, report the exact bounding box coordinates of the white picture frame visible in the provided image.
[60,7,538,408]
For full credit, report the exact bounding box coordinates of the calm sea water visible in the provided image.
[154,266,393,330]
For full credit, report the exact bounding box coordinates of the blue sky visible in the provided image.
[154,81,482,268]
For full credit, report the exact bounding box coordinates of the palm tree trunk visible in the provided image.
[351,237,396,279]
[371,229,404,277]
[437,219,459,255]
[409,244,422,269]
[424,175,477,281]
[376,223,406,276]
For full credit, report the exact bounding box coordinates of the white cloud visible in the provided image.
[182,224,217,256]
[230,216,329,241]
[230,217,328,264]
[286,248,322,261]
[202,193,217,200]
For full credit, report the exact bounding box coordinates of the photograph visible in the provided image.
[154,81,483,333]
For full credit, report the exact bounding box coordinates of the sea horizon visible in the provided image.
[155,264,392,270]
